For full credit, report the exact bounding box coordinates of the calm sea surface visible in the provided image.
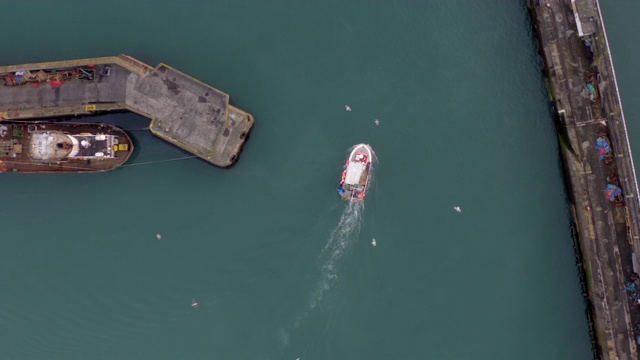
[5,1,633,359]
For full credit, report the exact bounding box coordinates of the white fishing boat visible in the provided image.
[337,144,373,201]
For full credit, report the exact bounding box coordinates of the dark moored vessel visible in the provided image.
[0,121,133,173]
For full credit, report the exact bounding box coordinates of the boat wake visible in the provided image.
[293,200,365,328]
[320,200,364,279]
[278,147,377,350]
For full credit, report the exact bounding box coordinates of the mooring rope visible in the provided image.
[122,155,198,167]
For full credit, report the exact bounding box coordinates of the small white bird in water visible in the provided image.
[374,119,380,126]
[453,206,462,213]
[372,238,377,247]
[191,298,198,309]
[345,105,352,112]
[155,233,162,240]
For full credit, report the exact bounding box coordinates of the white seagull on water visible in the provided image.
[345,105,352,112]
[453,206,462,213]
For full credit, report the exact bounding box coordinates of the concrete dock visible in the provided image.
[0,55,254,167]
[530,0,640,358]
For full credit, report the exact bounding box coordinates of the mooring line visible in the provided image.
[123,155,198,167]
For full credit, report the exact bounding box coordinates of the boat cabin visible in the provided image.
[30,131,119,161]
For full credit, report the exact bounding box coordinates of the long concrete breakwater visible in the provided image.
[529,1,640,359]
[0,55,254,167]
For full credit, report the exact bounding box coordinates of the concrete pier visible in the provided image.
[530,1,640,358]
[0,55,254,167]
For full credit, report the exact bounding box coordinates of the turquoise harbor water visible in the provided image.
[5,1,636,359]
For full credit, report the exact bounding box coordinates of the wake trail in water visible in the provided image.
[278,147,377,349]
[321,201,364,275]
[293,200,364,329]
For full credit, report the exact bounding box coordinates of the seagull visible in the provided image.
[345,105,352,112]
[372,238,377,247]
[155,233,162,240]
[191,298,198,309]
[374,119,380,126]
[453,206,462,213]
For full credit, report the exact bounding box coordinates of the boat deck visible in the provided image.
[0,55,254,167]
[0,122,132,172]
[340,166,370,201]
[339,145,373,201]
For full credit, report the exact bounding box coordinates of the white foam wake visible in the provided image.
[291,200,364,330]
[288,147,377,334]
[321,200,364,276]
